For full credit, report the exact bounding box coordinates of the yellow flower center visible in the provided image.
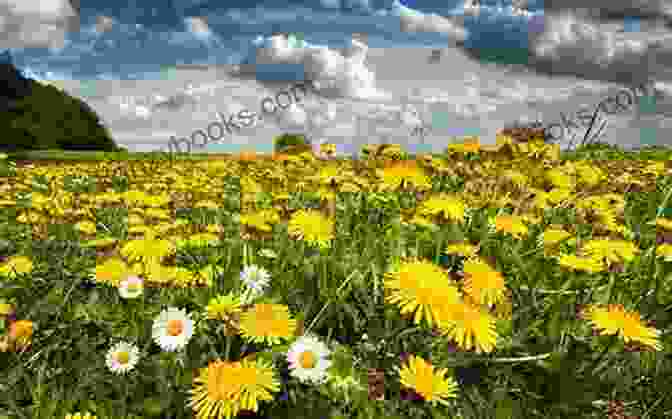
[299,351,317,369]
[115,351,130,365]
[167,319,184,336]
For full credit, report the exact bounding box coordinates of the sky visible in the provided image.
[1,0,671,153]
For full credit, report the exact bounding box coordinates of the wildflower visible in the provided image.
[654,217,672,231]
[75,220,97,235]
[105,341,140,375]
[377,161,432,192]
[189,357,280,419]
[0,255,33,279]
[436,301,498,353]
[206,293,243,321]
[462,258,507,307]
[384,259,462,328]
[538,227,573,248]
[581,238,639,266]
[118,275,144,299]
[444,242,479,258]
[286,334,332,385]
[489,214,529,239]
[240,265,271,303]
[120,235,175,266]
[9,319,33,350]
[152,306,194,352]
[556,254,606,274]
[396,354,458,406]
[93,257,131,287]
[582,304,662,351]
[418,194,467,223]
[447,137,480,154]
[65,413,97,419]
[287,209,335,249]
[239,303,297,345]
[655,243,672,261]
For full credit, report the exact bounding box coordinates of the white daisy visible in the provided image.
[239,265,271,303]
[286,334,333,385]
[151,306,194,352]
[105,341,140,375]
[118,275,144,299]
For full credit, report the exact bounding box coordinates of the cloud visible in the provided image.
[398,10,469,44]
[239,34,391,100]
[184,16,215,43]
[95,15,115,34]
[528,11,672,85]
[0,0,79,51]
[544,0,672,21]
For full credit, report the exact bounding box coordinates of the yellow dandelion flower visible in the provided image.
[74,220,97,235]
[376,161,432,192]
[462,259,507,307]
[444,242,479,258]
[9,319,33,347]
[545,167,576,190]
[396,355,459,406]
[418,194,467,223]
[384,259,462,328]
[583,304,662,351]
[189,357,280,419]
[447,137,481,154]
[656,243,672,261]
[654,217,672,231]
[502,169,529,187]
[206,293,243,321]
[556,254,606,274]
[93,257,131,287]
[286,209,335,249]
[120,235,175,265]
[547,187,574,205]
[489,214,529,239]
[581,238,639,266]
[0,256,33,279]
[239,303,297,345]
[539,227,573,248]
[436,300,499,353]
[65,412,97,419]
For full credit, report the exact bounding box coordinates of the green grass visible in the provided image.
[0,141,670,419]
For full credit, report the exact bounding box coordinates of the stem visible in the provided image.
[517,285,580,295]
[224,335,232,361]
[479,352,553,364]
[655,184,672,218]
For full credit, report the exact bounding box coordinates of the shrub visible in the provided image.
[273,133,310,154]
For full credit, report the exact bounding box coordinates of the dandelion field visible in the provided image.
[0,138,672,419]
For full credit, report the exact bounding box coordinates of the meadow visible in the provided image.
[0,136,671,419]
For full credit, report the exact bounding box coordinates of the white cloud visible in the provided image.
[0,0,78,50]
[241,34,391,100]
[398,10,469,43]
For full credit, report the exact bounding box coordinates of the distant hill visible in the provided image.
[0,50,122,153]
